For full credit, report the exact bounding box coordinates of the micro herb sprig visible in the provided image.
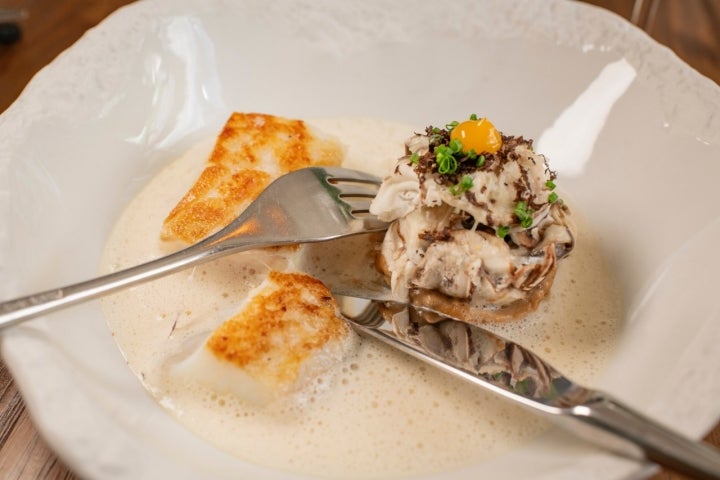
[450,175,474,195]
[514,201,534,228]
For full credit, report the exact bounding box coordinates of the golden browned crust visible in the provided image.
[205,271,350,385]
[161,112,343,244]
[209,112,343,172]
[162,167,271,244]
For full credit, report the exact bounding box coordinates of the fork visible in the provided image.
[0,167,387,329]
[339,298,720,480]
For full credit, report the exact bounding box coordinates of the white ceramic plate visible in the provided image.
[1,0,719,478]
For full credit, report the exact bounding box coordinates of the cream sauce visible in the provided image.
[99,117,623,478]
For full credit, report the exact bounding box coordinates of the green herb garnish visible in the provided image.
[409,152,420,164]
[496,226,509,238]
[434,145,458,174]
[445,120,459,131]
[469,113,478,120]
[450,175,474,195]
[448,138,463,153]
[476,153,486,167]
[545,180,560,203]
[514,201,534,228]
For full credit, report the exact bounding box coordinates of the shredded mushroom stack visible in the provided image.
[370,116,575,324]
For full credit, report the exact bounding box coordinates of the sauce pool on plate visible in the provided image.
[99,117,623,478]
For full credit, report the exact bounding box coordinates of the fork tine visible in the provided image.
[323,166,383,185]
[320,167,383,215]
[340,198,374,213]
[336,184,379,198]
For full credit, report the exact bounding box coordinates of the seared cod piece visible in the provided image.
[163,113,354,403]
[370,116,575,324]
[161,112,344,244]
[172,271,358,404]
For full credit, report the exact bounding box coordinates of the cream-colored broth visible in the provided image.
[100,117,623,478]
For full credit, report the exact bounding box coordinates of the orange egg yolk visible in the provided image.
[450,118,502,154]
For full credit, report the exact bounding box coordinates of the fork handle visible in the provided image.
[0,242,239,329]
[569,394,720,479]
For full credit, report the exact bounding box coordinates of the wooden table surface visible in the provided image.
[0,0,718,478]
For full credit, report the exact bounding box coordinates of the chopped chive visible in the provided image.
[514,201,534,228]
[469,113,478,120]
[450,174,474,195]
[476,154,486,167]
[461,175,474,189]
[445,120,459,131]
[545,180,556,190]
[435,145,458,174]
[548,192,559,203]
[497,225,509,238]
[409,152,420,164]
[449,138,463,153]
[428,133,444,145]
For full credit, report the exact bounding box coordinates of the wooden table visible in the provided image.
[0,1,718,478]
